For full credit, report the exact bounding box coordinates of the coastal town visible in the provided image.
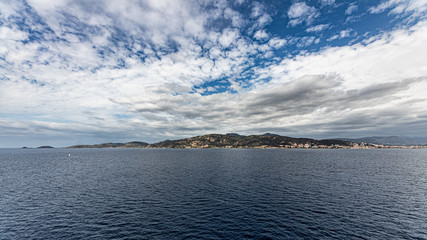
[247,142,427,149]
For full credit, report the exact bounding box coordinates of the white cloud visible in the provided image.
[288,2,320,27]
[327,29,353,41]
[306,24,330,32]
[235,0,245,5]
[251,1,264,18]
[319,0,335,6]
[268,37,287,49]
[0,1,22,19]
[218,29,240,48]
[369,0,427,17]
[224,8,245,27]
[296,36,320,47]
[254,30,269,40]
[256,14,273,28]
[245,22,427,137]
[265,21,427,89]
[0,26,29,41]
[345,3,358,15]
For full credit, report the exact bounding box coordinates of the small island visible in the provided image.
[37,146,54,148]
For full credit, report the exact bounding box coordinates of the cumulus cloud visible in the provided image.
[249,2,272,32]
[254,30,269,40]
[287,2,320,27]
[268,38,287,49]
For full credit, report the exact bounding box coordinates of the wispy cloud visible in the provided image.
[327,29,354,41]
[369,0,427,18]
[319,0,335,7]
[345,2,358,15]
[306,24,330,32]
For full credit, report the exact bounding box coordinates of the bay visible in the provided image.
[0,148,426,239]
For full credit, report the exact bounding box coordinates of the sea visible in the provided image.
[0,148,426,239]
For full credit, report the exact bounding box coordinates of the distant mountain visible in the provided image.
[335,136,427,146]
[148,134,352,148]
[68,141,148,148]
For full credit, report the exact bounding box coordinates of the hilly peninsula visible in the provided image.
[68,133,354,149]
[148,133,354,148]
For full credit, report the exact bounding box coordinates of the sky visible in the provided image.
[1,0,427,147]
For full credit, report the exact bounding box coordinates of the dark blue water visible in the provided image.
[0,148,426,239]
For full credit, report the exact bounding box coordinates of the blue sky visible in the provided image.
[1,0,427,147]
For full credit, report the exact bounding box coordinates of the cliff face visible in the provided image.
[148,134,352,148]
